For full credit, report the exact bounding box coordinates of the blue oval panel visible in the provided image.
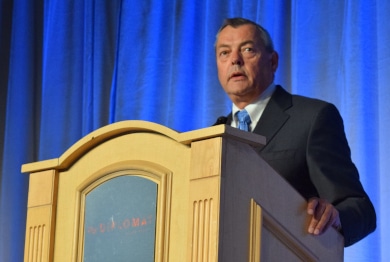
[83,175,157,261]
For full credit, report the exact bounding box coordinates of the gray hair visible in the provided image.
[215,17,275,53]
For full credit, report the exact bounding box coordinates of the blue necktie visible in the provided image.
[236,109,251,131]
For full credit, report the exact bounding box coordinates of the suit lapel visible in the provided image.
[253,85,292,147]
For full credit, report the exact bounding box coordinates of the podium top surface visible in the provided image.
[22,120,266,173]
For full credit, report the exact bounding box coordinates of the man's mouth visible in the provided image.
[229,72,246,80]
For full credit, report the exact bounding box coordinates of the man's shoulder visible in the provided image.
[274,85,334,110]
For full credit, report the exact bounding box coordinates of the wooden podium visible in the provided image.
[22,121,343,261]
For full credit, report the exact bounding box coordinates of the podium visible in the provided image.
[22,121,343,261]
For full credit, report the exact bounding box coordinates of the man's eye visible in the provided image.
[243,47,254,52]
[220,50,228,56]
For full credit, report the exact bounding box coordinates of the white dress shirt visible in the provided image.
[231,83,276,132]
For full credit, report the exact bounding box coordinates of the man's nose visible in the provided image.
[231,52,243,65]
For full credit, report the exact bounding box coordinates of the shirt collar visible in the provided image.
[232,83,276,120]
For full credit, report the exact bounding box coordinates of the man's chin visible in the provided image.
[226,85,251,96]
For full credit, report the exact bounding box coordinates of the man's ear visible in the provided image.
[271,51,279,72]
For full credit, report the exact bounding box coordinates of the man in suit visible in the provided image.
[214,17,376,247]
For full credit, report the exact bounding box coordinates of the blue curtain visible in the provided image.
[1,0,389,261]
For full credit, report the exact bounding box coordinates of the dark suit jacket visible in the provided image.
[215,85,376,247]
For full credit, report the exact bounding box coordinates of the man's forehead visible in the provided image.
[216,24,259,47]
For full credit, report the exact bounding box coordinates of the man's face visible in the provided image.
[215,24,278,108]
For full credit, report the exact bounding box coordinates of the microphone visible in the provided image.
[213,116,228,126]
